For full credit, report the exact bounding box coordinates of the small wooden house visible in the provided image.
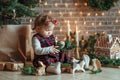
[94,35,120,59]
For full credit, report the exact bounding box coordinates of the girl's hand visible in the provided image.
[52,46,59,54]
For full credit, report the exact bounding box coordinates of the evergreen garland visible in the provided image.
[63,39,76,50]
[56,39,76,51]
[91,69,102,74]
[98,57,120,66]
[87,0,119,11]
[21,66,36,75]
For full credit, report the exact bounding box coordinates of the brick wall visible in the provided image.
[22,0,120,41]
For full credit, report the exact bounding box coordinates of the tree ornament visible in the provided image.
[13,9,16,19]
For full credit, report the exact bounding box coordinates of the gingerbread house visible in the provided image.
[94,35,120,59]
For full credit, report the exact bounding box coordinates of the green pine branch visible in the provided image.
[0,0,38,27]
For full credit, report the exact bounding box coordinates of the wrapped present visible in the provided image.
[0,62,6,71]
[5,62,24,71]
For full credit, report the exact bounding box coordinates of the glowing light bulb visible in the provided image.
[84,3,87,6]
[69,12,72,16]
[60,28,62,32]
[84,21,86,25]
[78,30,81,33]
[102,12,105,16]
[64,37,66,41]
[75,21,77,24]
[99,22,102,26]
[115,19,118,23]
[59,11,63,16]
[92,22,94,26]
[64,20,67,23]
[94,32,97,35]
[79,11,83,15]
[44,1,47,6]
[75,3,78,6]
[87,13,90,16]
[55,3,58,7]
[29,19,32,23]
[55,36,58,40]
[65,3,68,7]
[49,11,52,14]
[118,10,120,14]
[82,40,84,43]
[59,11,62,15]
[102,31,106,35]
[86,31,88,34]
[95,13,98,16]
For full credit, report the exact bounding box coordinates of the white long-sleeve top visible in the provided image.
[32,37,54,55]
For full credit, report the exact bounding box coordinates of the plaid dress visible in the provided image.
[32,33,71,68]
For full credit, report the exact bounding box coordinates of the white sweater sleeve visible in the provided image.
[32,37,53,55]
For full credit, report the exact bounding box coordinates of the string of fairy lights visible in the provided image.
[31,1,120,39]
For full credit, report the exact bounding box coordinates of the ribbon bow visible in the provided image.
[47,19,57,25]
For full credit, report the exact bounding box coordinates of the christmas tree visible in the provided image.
[0,0,41,27]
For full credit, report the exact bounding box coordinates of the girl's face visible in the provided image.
[36,25,54,38]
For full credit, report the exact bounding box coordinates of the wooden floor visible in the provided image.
[0,67,120,80]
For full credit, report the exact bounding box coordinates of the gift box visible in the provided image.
[5,62,24,71]
[0,62,6,71]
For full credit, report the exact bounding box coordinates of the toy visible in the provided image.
[35,61,46,76]
[56,41,65,50]
[83,54,90,70]
[61,63,72,73]
[91,58,102,74]
[95,35,120,59]
[61,66,71,73]
[70,60,85,74]
[21,66,36,75]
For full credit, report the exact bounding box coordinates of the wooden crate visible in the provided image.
[5,62,24,71]
[0,62,6,71]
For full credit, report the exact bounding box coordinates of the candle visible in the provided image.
[67,20,70,39]
[75,21,79,46]
[75,21,80,58]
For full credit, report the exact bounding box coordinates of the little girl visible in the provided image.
[32,14,76,74]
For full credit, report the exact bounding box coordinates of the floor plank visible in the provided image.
[0,67,120,80]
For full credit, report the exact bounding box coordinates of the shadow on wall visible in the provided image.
[0,25,33,62]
